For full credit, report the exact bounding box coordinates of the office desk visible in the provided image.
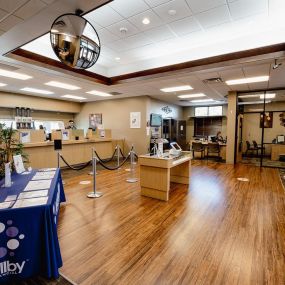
[0,169,65,283]
[138,152,191,201]
[190,141,227,160]
[271,144,285,161]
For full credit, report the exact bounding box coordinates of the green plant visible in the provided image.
[0,123,28,178]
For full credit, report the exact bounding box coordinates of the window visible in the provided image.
[0,119,17,129]
[195,105,223,117]
[34,120,65,133]
[209,106,223,116]
[195,107,208,117]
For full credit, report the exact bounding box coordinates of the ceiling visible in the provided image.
[0,0,284,107]
[21,0,285,77]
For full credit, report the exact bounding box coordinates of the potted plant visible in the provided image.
[0,123,28,179]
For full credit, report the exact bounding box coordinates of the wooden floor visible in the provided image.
[58,161,285,285]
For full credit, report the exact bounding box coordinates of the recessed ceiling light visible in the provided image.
[21,87,54,95]
[178,93,206,99]
[45,81,81,90]
[161,85,193,92]
[142,18,150,25]
[226,76,269,85]
[0,83,7,87]
[238,100,271,105]
[168,9,177,16]
[51,29,59,33]
[86,90,113,97]
[0,69,32,80]
[238,94,260,98]
[190,99,214,103]
[260,93,275,99]
[61,95,86,100]
[115,57,121,61]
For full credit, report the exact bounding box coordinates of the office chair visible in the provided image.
[252,140,265,156]
[245,141,256,157]
[192,142,205,159]
[207,143,221,161]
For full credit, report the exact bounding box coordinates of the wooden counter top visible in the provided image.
[22,138,113,148]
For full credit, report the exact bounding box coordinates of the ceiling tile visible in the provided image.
[86,5,124,27]
[185,0,226,14]
[128,9,164,31]
[14,0,46,20]
[153,0,192,23]
[106,20,140,38]
[0,0,27,12]
[143,25,175,41]
[229,0,268,20]
[195,5,231,29]
[243,64,270,77]
[97,28,120,44]
[105,39,130,52]
[110,0,149,17]
[144,0,172,8]
[123,33,153,49]
[0,15,22,31]
[218,68,244,81]
[168,16,200,36]
[0,8,6,18]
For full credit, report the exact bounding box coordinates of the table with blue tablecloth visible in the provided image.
[0,168,65,283]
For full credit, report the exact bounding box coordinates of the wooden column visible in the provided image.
[226,91,237,164]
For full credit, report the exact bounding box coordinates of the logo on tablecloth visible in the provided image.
[0,220,26,277]
[53,183,61,224]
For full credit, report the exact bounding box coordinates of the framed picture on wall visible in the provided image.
[130,112,141,128]
[260,112,273,128]
[89,113,102,129]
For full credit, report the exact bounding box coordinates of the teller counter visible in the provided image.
[23,139,123,169]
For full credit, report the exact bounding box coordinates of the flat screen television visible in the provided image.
[150,113,162,127]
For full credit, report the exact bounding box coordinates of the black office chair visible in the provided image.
[245,141,257,157]
[206,143,221,161]
[192,142,205,159]
[252,140,265,156]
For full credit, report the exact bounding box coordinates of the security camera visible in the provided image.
[273,59,282,70]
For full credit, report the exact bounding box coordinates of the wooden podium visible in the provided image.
[138,152,191,201]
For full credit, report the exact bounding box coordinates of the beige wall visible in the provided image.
[75,96,149,154]
[0,92,81,113]
[183,105,227,142]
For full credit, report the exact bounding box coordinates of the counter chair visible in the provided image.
[245,141,257,157]
[206,142,221,161]
[192,142,205,159]
[252,140,265,157]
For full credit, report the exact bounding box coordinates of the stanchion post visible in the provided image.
[57,151,60,169]
[88,148,98,175]
[117,145,121,170]
[126,146,138,183]
[87,148,103,198]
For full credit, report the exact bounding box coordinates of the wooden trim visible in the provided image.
[110,43,285,84]
[7,43,285,86]
[8,49,111,85]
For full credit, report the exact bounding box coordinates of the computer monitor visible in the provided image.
[277,135,285,143]
[150,113,162,127]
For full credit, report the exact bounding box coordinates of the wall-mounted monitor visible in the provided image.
[150,113,162,127]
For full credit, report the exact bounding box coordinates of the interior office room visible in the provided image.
[0,0,285,284]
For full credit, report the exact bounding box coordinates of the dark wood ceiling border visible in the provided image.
[8,43,285,86]
[8,49,111,85]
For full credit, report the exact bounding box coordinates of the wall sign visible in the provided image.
[161,106,172,114]
[89,114,102,129]
[130,112,141,128]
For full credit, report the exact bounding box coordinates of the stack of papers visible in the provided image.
[0,201,13,209]
[24,180,52,192]
[13,197,48,208]
[32,171,55,181]
[38,168,57,172]
[18,190,48,200]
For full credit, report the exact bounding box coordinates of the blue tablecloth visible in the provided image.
[0,169,65,283]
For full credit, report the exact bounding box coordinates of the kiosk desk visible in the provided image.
[138,152,191,201]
